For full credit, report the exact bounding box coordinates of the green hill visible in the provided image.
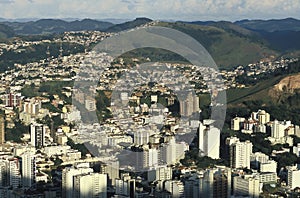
[105,17,152,32]
[158,22,278,69]
[0,24,15,39]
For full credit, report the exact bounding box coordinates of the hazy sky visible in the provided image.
[0,0,299,21]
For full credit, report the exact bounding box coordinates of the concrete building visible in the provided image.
[74,173,107,198]
[21,151,36,188]
[195,167,232,198]
[147,165,172,182]
[233,175,260,198]
[62,163,93,198]
[293,143,300,157]
[30,123,46,148]
[199,121,220,159]
[227,137,252,169]
[287,166,300,190]
[260,160,277,173]
[179,92,199,117]
[0,157,21,188]
[0,115,5,144]
[165,180,184,198]
[231,117,245,131]
[115,173,135,198]
[271,120,291,139]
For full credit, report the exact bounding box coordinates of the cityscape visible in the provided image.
[1,1,300,198]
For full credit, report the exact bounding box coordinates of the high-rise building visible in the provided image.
[199,120,220,159]
[227,137,252,169]
[252,110,270,124]
[147,165,172,182]
[271,120,291,139]
[179,92,199,117]
[100,160,119,186]
[159,137,188,165]
[62,163,93,198]
[115,173,135,198]
[21,151,36,188]
[197,167,232,198]
[231,117,245,131]
[74,173,107,198]
[0,115,5,144]
[233,175,260,198]
[2,93,21,107]
[30,123,46,148]
[165,180,184,198]
[287,166,300,190]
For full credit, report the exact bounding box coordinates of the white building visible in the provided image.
[74,173,107,198]
[165,180,184,198]
[227,137,252,169]
[231,117,245,131]
[198,167,232,198]
[21,151,36,188]
[159,137,188,165]
[62,163,93,198]
[259,172,277,184]
[293,143,300,157]
[260,160,277,173]
[233,175,260,198]
[271,120,291,139]
[147,165,172,182]
[0,157,21,188]
[287,166,300,190]
[199,121,220,159]
[115,173,135,197]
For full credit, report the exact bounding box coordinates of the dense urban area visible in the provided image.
[1,19,300,198]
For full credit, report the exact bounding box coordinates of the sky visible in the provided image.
[0,0,299,21]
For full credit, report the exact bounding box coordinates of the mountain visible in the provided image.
[0,24,15,39]
[233,18,300,52]
[235,18,300,32]
[105,17,152,32]
[159,22,277,69]
[2,19,114,35]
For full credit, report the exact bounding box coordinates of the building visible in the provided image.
[227,137,252,169]
[231,117,245,131]
[165,180,184,198]
[179,92,199,117]
[100,160,119,186]
[252,110,270,124]
[115,173,135,198]
[74,173,107,198]
[147,165,172,182]
[197,167,232,198]
[259,172,277,184]
[233,175,260,198]
[21,151,36,188]
[199,120,220,159]
[62,163,93,198]
[287,166,300,190]
[271,120,291,139]
[2,93,21,107]
[0,115,5,144]
[30,123,46,148]
[159,137,188,165]
[0,157,21,188]
[85,97,96,111]
[260,160,277,173]
[293,143,300,157]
